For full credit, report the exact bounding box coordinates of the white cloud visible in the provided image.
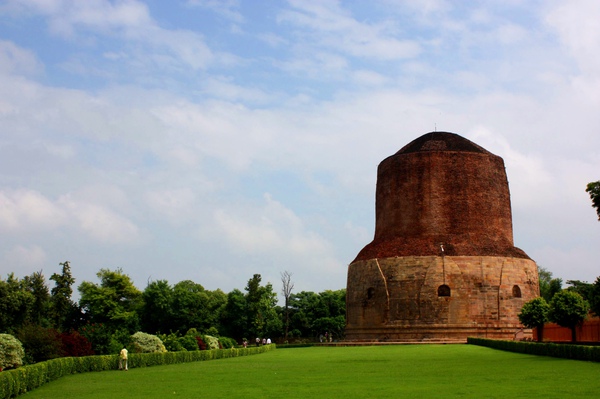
[185,0,244,24]
[0,189,66,231]
[545,0,600,77]
[0,188,139,244]
[4,245,47,272]
[279,0,421,60]
[145,187,197,223]
[0,40,43,76]
[60,197,141,244]
[213,193,341,270]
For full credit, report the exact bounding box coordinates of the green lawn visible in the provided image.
[22,345,600,399]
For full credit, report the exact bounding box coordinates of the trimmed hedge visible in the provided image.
[468,337,600,362]
[0,344,275,399]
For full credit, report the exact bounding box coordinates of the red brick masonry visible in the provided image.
[346,132,539,341]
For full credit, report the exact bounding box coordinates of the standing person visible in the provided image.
[256,337,260,347]
[119,347,128,371]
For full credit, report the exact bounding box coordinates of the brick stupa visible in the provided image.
[345,132,539,342]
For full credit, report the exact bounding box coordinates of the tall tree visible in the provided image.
[23,270,50,327]
[280,271,294,341]
[566,280,594,302]
[590,276,600,317]
[220,289,248,340]
[549,290,590,342]
[0,274,34,333]
[170,280,205,332]
[538,266,562,302]
[287,289,346,339]
[78,268,142,333]
[245,274,281,339]
[50,261,77,331]
[586,181,600,220]
[140,280,174,334]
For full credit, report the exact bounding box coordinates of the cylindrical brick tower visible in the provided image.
[345,132,539,342]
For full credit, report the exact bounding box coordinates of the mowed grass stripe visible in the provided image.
[22,345,600,399]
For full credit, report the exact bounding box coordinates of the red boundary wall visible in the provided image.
[533,317,600,342]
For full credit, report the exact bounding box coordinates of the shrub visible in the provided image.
[196,336,207,350]
[15,324,63,363]
[218,336,237,349]
[467,337,600,362]
[59,331,94,357]
[202,335,220,350]
[0,334,25,370]
[180,334,199,351]
[78,323,112,355]
[131,332,167,353]
[159,332,186,352]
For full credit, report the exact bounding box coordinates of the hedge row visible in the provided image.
[0,344,275,399]
[467,337,600,362]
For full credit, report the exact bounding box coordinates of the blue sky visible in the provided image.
[1,0,599,299]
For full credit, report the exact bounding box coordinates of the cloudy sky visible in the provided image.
[1,0,599,300]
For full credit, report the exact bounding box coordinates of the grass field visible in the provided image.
[21,345,600,399]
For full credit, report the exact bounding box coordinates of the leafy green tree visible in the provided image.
[204,289,227,333]
[0,273,34,333]
[78,268,142,333]
[586,181,600,220]
[590,276,600,317]
[288,291,320,337]
[23,271,50,327]
[518,297,550,342]
[538,266,562,302]
[245,274,281,339]
[549,290,590,342]
[0,333,25,370]
[140,280,174,334]
[566,280,594,302]
[287,289,346,339]
[220,289,247,340]
[312,289,346,340]
[50,261,79,331]
[170,280,205,332]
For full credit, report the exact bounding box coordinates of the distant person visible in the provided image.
[243,340,248,348]
[262,338,266,345]
[266,338,271,345]
[256,337,260,347]
[119,347,128,371]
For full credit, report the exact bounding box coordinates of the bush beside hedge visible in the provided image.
[0,344,275,399]
[467,337,600,362]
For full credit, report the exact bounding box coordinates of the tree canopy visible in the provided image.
[548,290,590,342]
[586,181,600,220]
[518,297,550,342]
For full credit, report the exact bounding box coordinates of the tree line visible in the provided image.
[0,262,345,362]
[520,182,600,342]
[520,266,600,342]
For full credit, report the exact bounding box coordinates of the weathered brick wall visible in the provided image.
[346,132,539,342]
[346,256,539,341]
[355,132,530,261]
